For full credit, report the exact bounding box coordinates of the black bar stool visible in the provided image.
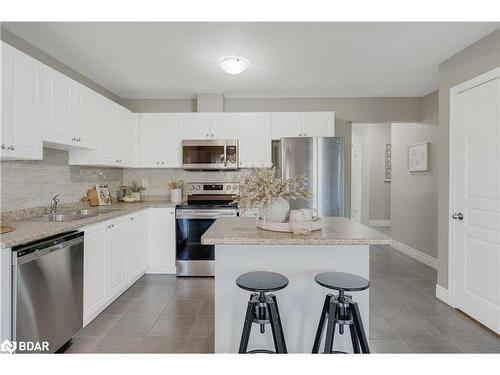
[312,272,370,354]
[236,271,288,354]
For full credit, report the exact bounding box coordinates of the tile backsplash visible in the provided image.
[0,148,123,212]
[123,168,250,197]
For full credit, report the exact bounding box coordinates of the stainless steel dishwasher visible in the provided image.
[12,231,84,353]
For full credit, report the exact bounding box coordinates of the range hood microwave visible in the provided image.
[182,139,238,170]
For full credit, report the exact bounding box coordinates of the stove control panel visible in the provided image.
[187,182,239,195]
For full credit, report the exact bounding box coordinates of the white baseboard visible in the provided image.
[391,240,438,269]
[435,284,450,304]
[369,220,392,227]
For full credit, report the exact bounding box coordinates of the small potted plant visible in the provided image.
[168,180,184,203]
[129,181,145,201]
[233,168,312,222]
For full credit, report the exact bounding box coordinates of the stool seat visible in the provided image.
[314,272,369,292]
[236,271,289,292]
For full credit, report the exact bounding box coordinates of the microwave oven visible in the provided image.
[182,139,238,170]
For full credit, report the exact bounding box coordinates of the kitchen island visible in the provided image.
[201,216,391,353]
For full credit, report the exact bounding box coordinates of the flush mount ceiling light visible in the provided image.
[218,56,250,75]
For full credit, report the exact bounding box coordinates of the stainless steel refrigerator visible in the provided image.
[273,137,344,217]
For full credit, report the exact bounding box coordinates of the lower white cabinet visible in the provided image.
[148,207,176,274]
[82,209,150,325]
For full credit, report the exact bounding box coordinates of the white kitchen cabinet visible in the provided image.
[271,111,335,139]
[301,112,335,137]
[43,65,75,147]
[183,113,237,140]
[1,42,43,160]
[107,218,128,298]
[183,113,211,140]
[127,210,149,280]
[238,112,272,168]
[271,112,302,140]
[74,83,98,149]
[211,113,238,139]
[83,223,108,323]
[140,113,182,168]
[148,207,176,274]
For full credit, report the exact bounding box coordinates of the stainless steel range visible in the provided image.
[175,182,239,276]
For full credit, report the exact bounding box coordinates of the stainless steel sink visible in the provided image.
[28,208,121,222]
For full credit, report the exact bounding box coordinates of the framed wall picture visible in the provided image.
[95,184,112,206]
[407,142,430,172]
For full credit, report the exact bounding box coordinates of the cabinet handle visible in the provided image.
[156,161,160,165]
[78,138,81,142]
[161,161,164,165]
[130,217,134,221]
[8,145,14,150]
[0,144,5,150]
[304,133,307,136]
[206,134,209,137]
[211,134,214,137]
[299,133,302,136]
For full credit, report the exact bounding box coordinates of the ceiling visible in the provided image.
[3,22,499,99]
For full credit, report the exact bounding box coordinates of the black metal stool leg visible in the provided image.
[312,294,332,353]
[350,301,370,354]
[323,300,338,354]
[349,321,360,353]
[270,294,287,353]
[238,294,257,354]
[268,297,287,353]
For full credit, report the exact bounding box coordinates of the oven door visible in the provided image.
[182,140,238,170]
[175,208,237,276]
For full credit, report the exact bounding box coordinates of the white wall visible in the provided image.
[391,91,439,259]
[352,123,391,225]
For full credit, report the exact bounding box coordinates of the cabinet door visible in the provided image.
[211,113,238,139]
[117,106,133,166]
[271,112,302,139]
[108,219,128,297]
[43,65,75,145]
[139,113,164,167]
[1,42,43,160]
[127,210,149,280]
[83,223,108,322]
[99,98,119,165]
[183,113,211,140]
[238,113,272,168]
[148,208,176,274]
[301,112,335,137]
[163,113,183,167]
[74,83,98,149]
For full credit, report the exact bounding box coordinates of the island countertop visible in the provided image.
[201,216,392,246]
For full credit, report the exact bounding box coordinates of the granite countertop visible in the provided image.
[0,201,179,249]
[201,217,392,245]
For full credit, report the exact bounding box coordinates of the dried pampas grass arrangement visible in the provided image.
[233,168,312,212]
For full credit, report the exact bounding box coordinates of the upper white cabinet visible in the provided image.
[271,111,335,139]
[183,112,238,140]
[74,83,98,149]
[140,113,183,168]
[238,112,272,168]
[1,42,43,160]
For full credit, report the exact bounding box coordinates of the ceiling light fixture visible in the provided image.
[218,56,250,75]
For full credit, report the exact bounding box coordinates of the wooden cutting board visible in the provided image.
[0,225,15,234]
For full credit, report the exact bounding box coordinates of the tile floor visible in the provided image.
[64,244,500,354]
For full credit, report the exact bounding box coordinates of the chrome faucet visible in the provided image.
[50,194,60,214]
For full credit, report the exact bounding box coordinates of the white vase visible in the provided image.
[259,198,290,223]
[171,189,182,203]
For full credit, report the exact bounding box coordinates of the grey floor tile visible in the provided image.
[369,339,413,353]
[92,336,142,353]
[106,315,159,337]
[369,311,400,339]
[148,315,195,337]
[405,339,463,353]
[77,313,121,337]
[162,298,203,316]
[183,335,215,353]
[63,336,97,354]
[189,315,215,337]
[135,336,187,353]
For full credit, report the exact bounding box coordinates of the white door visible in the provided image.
[271,112,301,139]
[351,143,362,223]
[140,113,164,167]
[1,42,43,160]
[148,208,176,274]
[451,74,500,334]
[183,113,211,140]
[74,83,98,149]
[211,113,238,139]
[163,113,183,167]
[238,112,272,168]
[43,65,74,145]
[108,219,128,297]
[301,112,335,137]
[83,223,108,322]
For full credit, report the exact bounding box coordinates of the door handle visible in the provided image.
[452,212,464,220]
